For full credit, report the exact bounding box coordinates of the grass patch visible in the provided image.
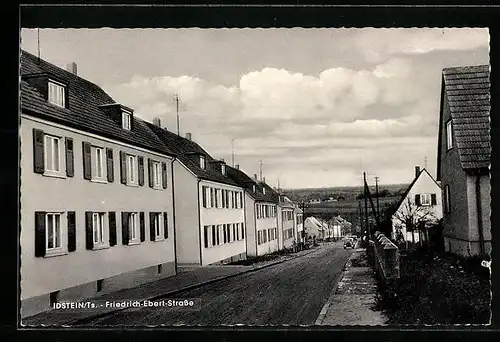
[375,247,491,325]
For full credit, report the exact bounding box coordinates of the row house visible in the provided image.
[20,50,177,318]
[296,207,304,244]
[227,168,279,257]
[436,65,491,257]
[277,195,297,249]
[146,123,247,266]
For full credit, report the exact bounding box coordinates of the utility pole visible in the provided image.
[231,138,235,167]
[375,176,380,223]
[37,28,41,62]
[363,172,369,241]
[358,200,363,236]
[173,93,180,136]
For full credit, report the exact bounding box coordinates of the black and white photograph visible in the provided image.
[19,26,491,327]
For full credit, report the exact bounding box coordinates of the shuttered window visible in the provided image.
[45,135,61,173]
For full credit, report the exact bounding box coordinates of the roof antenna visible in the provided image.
[424,156,428,170]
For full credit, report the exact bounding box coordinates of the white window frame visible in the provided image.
[421,193,432,206]
[91,146,106,182]
[92,212,106,246]
[44,134,63,176]
[129,212,140,244]
[200,155,206,169]
[221,164,226,175]
[153,213,163,241]
[46,212,63,253]
[48,80,66,108]
[153,161,162,188]
[126,154,138,185]
[122,111,131,130]
[446,120,453,150]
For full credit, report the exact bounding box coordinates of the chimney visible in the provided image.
[235,164,240,170]
[415,166,421,178]
[262,177,266,183]
[153,117,161,127]
[254,174,258,180]
[185,132,192,141]
[66,62,77,75]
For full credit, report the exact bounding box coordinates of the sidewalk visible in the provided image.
[315,247,388,326]
[22,246,318,326]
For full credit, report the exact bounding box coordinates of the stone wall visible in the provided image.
[368,231,400,281]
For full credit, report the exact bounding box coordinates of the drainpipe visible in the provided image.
[170,158,178,274]
[197,178,202,265]
[475,171,485,256]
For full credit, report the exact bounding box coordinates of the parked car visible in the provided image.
[343,238,354,249]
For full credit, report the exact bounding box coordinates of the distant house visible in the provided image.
[227,169,279,258]
[147,124,246,266]
[304,216,326,240]
[330,217,342,240]
[278,195,297,249]
[391,166,443,244]
[436,65,491,257]
[296,207,304,244]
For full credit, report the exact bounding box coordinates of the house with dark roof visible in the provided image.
[436,65,491,257]
[296,206,304,244]
[20,50,177,318]
[146,122,246,266]
[277,194,298,249]
[390,166,443,244]
[226,168,279,257]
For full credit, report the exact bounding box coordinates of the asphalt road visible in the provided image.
[82,242,352,326]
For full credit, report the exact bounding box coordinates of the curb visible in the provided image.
[314,250,359,325]
[68,247,319,326]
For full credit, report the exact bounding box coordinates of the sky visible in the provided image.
[20,28,490,189]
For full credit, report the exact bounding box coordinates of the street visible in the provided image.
[80,242,352,326]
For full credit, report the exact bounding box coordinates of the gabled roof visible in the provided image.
[226,166,278,203]
[305,217,325,231]
[145,122,239,187]
[437,65,491,178]
[20,50,174,157]
[393,168,441,213]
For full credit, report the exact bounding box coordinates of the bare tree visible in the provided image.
[392,197,439,248]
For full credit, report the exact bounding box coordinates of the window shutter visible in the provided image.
[106,148,114,182]
[65,138,74,177]
[162,162,168,189]
[415,194,421,206]
[431,193,437,205]
[148,158,154,188]
[204,226,208,248]
[222,189,226,208]
[120,151,127,184]
[202,186,207,208]
[139,212,145,242]
[149,212,156,241]
[85,211,93,250]
[163,212,168,239]
[121,212,129,245]
[67,211,76,252]
[109,211,117,246]
[82,142,92,180]
[33,129,45,174]
[138,156,145,186]
[34,211,46,257]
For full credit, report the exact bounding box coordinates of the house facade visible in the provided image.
[436,65,491,257]
[304,216,325,240]
[391,166,443,244]
[146,124,247,266]
[296,208,304,244]
[278,197,297,249]
[20,51,177,318]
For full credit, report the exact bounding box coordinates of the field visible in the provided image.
[283,184,409,202]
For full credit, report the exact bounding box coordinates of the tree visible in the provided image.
[392,197,439,248]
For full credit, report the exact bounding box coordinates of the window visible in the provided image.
[446,120,453,150]
[204,225,212,248]
[253,185,256,193]
[46,213,62,250]
[44,135,62,174]
[92,212,105,244]
[129,213,139,243]
[152,213,162,239]
[444,185,451,214]
[200,155,206,169]
[421,193,432,206]
[263,187,266,195]
[127,155,137,184]
[122,111,131,130]
[48,80,65,107]
[153,161,161,187]
[221,164,226,175]
[211,225,217,246]
[91,146,106,181]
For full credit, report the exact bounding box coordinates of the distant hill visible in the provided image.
[282,183,409,203]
